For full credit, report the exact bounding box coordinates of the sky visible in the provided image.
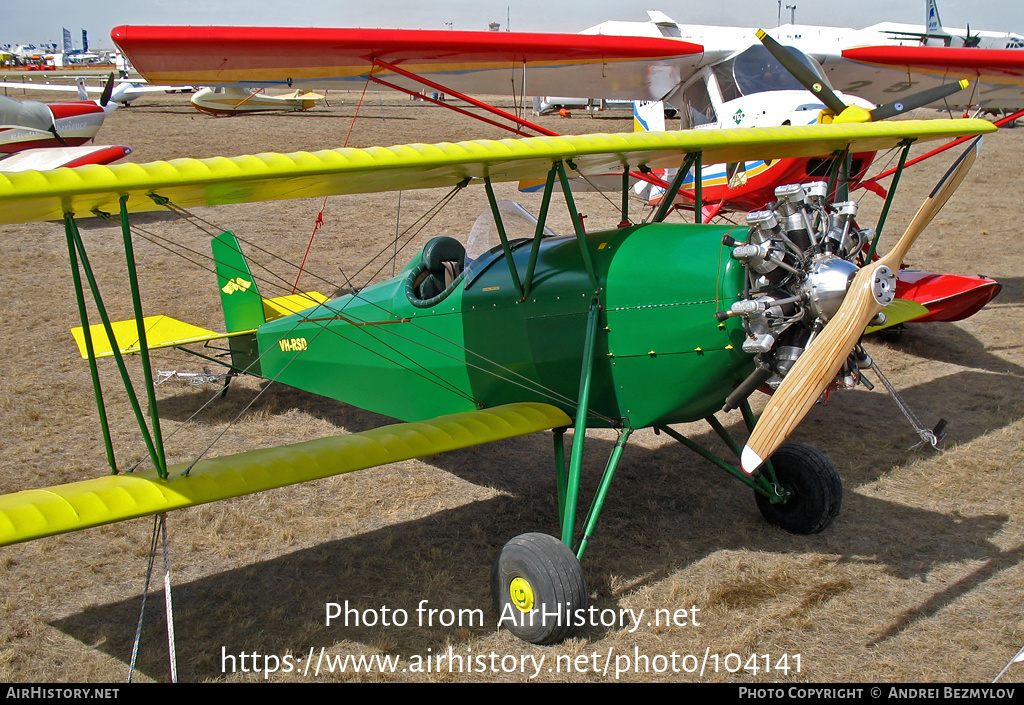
[3,0,1024,48]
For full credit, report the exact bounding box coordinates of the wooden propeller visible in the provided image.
[740,138,983,474]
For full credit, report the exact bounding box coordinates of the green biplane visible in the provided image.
[0,118,993,645]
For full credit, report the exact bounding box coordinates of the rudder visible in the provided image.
[212,231,266,333]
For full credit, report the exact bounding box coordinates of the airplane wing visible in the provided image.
[0,81,87,94]
[111,25,710,103]
[0,79,192,103]
[842,46,1024,81]
[0,402,572,546]
[822,46,1024,109]
[0,145,131,173]
[0,119,995,225]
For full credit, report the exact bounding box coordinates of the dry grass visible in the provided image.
[1,82,1023,682]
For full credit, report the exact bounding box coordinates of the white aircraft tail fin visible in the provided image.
[924,0,952,46]
[633,100,666,133]
[926,0,943,36]
[645,10,678,26]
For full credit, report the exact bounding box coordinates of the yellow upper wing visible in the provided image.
[0,119,995,225]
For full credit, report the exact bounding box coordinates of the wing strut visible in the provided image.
[652,152,703,223]
[868,138,915,259]
[369,58,558,137]
[65,204,169,478]
[561,298,602,551]
[364,58,674,197]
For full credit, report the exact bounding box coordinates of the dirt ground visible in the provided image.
[1,81,1023,684]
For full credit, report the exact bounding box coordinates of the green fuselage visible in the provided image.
[255,222,753,429]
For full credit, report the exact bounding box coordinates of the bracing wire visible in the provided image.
[115,183,620,471]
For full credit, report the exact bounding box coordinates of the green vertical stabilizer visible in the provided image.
[212,231,265,333]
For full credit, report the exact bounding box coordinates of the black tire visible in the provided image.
[755,443,842,535]
[490,532,587,645]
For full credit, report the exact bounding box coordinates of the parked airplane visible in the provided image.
[879,0,1022,48]
[190,86,325,115]
[2,76,193,106]
[0,118,995,647]
[579,5,1024,111]
[110,3,1024,114]
[0,79,130,172]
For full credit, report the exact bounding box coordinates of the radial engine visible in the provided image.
[718,181,894,410]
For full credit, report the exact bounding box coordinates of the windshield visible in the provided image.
[713,45,833,102]
[464,200,555,262]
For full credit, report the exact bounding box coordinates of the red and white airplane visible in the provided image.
[107,8,1024,194]
[110,13,1012,325]
[0,80,130,172]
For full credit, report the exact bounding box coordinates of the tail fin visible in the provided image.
[924,0,951,46]
[212,231,266,333]
[70,232,326,372]
[633,100,666,133]
[926,0,943,36]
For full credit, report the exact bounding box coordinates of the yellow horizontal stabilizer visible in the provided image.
[263,291,328,321]
[865,299,930,333]
[0,402,572,546]
[70,315,253,359]
[0,119,995,224]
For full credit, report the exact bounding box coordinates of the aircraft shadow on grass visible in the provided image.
[881,322,1024,378]
[51,366,1024,681]
[989,276,1024,307]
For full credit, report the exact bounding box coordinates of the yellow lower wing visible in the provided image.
[0,402,571,547]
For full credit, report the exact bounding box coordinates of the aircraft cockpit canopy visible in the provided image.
[713,45,833,101]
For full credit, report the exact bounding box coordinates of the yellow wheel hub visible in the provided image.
[509,577,535,612]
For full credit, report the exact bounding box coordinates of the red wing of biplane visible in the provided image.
[829,45,1024,109]
[111,25,707,103]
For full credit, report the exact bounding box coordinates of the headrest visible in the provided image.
[422,236,466,272]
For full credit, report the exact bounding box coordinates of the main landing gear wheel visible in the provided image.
[491,532,587,645]
[755,443,842,535]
